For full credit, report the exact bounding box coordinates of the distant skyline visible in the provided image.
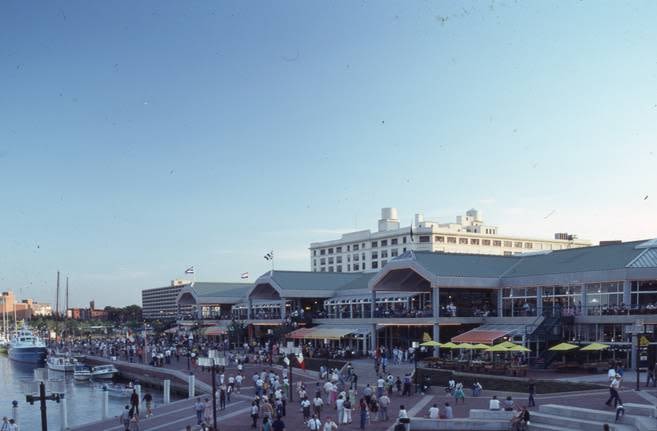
[1,1,655,306]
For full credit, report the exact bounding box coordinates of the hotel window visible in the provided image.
[447,237,457,244]
[328,266,334,272]
[514,241,523,248]
[391,238,398,245]
[403,247,407,252]
[320,267,326,272]
[391,249,398,257]
[362,262,367,270]
[459,238,468,244]
[504,251,512,256]
[336,246,342,253]
[353,254,359,261]
[353,244,359,251]
[336,265,342,272]
[435,236,445,243]
[493,240,502,247]
[347,255,351,262]
[381,239,388,247]
[525,242,533,249]
[353,263,359,271]
[482,239,491,246]
[504,241,512,247]
[328,248,334,254]
[313,259,317,266]
[371,241,378,248]
[419,236,431,243]
[381,250,388,258]
[403,237,407,244]
[328,257,334,264]
[320,249,326,255]
[336,256,342,264]
[371,261,378,269]
[371,251,378,259]
[470,238,480,245]
[313,250,317,256]
[320,258,326,265]
[347,264,351,271]
[362,252,366,260]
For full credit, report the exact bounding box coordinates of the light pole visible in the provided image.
[25,381,62,431]
[412,341,419,393]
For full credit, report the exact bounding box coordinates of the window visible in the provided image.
[459,238,468,244]
[313,250,317,256]
[391,249,398,257]
[470,238,480,245]
[435,236,445,243]
[504,251,512,256]
[391,238,398,245]
[371,241,378,248]
[514,241,523,248]
[381,250,388,258]
[347,264,351,271]
[328,266,334,272]
[353,254,359,261]
[347,245,350,251]
[381,260,387,266]
[482,239,491,246]
[362,252,366,260]
[320,258,326,265]
[336,265,342,272]
[371,251,378,259]
[347,255,351,262]
[328,257,334,264]
[320,249,326,255]
[504,241,512,247]
[525,242,533,249]
[403,237,407,244]
[336,246,342,253]
[371,261,378,269]
[493,240,502,246]
[353,263,359,271]
[320,267,326,272]
[336,256,342,264]
[362,262,366,270]
[381,239,388,247]
[447,237,457,244]
[419,236,430,243]
[403,247,406,252]
[353,244,360,251]
[328,248,334,254]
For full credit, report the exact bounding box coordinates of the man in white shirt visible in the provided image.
[377,376,385,398]
[489,395,501,410]
[307,414,321,430]
[313,395,324,418]
[322,416,338,431]
[379,394,391,421]
[428,404,440,419]
[335,395,345,424]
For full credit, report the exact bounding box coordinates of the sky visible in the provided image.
[1,0,656,307]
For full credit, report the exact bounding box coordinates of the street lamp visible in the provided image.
[24,371,65,431]
[199,356,223,431]
[412,341,419,393]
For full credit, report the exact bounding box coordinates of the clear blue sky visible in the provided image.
[1,1,656,307]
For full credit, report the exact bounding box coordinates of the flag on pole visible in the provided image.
[240,272,249,279]
[184,266,194,274]
[264,251,274,261]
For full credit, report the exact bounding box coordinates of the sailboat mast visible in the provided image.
[56,271,60,318]
[65,276,69,316]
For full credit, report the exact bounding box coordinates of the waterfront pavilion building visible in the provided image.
[176,282,252,320]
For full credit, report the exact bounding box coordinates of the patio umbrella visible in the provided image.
[580,342,608,351]
[457,343,475,349]
[497,341,518,349]
[486,344,511,352]
[472,343,491,350]
[507,345,531,352]
[548,342,579,351]
[441,342,459,349]
[420,340,442,347]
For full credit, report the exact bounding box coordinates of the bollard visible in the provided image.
[135,384,142,402]
[11,400,18,424]
[102,386,109,420]
[188,373,195,398]
[60,394,68,431]
[163,379,171,404]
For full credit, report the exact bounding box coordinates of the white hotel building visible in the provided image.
[309,208,591,273]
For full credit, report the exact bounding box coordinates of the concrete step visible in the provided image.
[539,404,655,431]
[531,411,636,431]
[528,423,579,431]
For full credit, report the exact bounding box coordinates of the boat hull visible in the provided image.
[9,346,48,363]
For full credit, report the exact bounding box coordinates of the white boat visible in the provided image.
[97,383,133,397]
[73,364,92,381]
[8,327,47,363]
[47,355,77,372]
[91,364,118,379]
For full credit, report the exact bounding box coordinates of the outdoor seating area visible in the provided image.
[419,341,530,376]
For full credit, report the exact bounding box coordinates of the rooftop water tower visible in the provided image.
[378,207,400,232]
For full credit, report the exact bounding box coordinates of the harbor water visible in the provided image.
[0,354,174,430]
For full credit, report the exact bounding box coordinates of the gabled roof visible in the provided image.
[412,251,520,278]
[503,240,646,277]
[628,248,657,268]
[267,270,362,292]
[335,272,378,293]
[191,282,251,298]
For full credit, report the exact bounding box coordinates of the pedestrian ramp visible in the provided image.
[528,403,657,431]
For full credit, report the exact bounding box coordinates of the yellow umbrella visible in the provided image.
[441,342,459,349]
[580,342,609,351]
[497,341,518,348]
[472,343,491,350]
[486,344,511,352]
[457,343,475,349]
[420,340,442,347]
[507,345,531,352]
[548,342,579,351]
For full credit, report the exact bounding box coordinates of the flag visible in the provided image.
[264,251,274,261]
[240,272,249,279]
[184,266,194,274]
[409,226,414,242]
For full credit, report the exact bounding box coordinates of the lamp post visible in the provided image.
[412,341,419,393]
[284,354,293,402]
[25,381,62,431]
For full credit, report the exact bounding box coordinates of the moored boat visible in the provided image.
[47,355,77,372]
[8,327,47,363]
[91,364,118,379]
[73,364,92,381]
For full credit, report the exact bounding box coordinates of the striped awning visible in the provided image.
[201,325,228,336]
[452,330,512,345]
[287,325,371,340]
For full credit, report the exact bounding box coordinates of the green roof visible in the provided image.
[413,251,519,278]
[192,282,251,298]
[268,270,362,292]
[336,272,378,292]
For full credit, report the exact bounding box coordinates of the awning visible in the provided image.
[233,300,282,310]
[325,292,418,306]
[201,325,228,336]
[287,325,371,340]
[164,326,178,334]
[451,324,525,344]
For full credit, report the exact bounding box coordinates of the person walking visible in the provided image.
[336,394,345,424]
[262,416,272,431]
[359,398,368,430]
[0,417,9,431]
[313,394,324,418]
[220,385,227,410]
[128,412,140,431]
[323,416,338,431]
[194,398,205,425]
[142,392,153,418]
[343,397,353,425]
[251,401,260,428]
[119,405,131,431]
[130,389,140,416]
[605,375,623,408]
[272,415,286,431]
[379,393,390,421]
[453,382,465,404]
[307,414,322,431]
[528,380,536,407]
[203,397,213,425]
[398,405,410,431]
